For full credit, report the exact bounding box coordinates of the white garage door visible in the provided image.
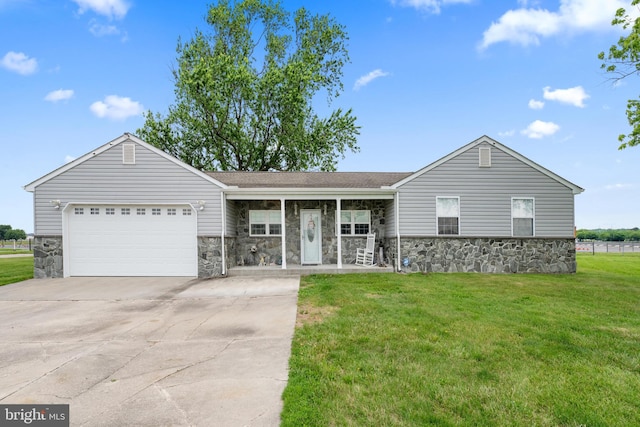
[67,205,197,276]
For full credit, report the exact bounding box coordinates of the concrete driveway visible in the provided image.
[0,276,300,426]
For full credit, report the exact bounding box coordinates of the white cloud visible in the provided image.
[64,155,76,164]
[72,0,130,19]
[521,120,560,139]
[44,89,74,102]
[1,51,37,75]
[498,130,515,137]
[90,95,143,120]
[354,69,390,91]
[528,99,544,109]
[604,183,633,190]
[543,86,589,107]
[479,0,630,50]
[389,0,473,14]
[89,21,120,36]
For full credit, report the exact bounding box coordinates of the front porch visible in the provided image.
[227,263,394,277]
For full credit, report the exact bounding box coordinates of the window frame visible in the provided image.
[511,197,535,237]
[336,210,371,236]
[249,210,282,236]
[436,196,460,236]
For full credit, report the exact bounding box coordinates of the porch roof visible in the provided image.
[207,171,412,188]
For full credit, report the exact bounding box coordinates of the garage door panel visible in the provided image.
[67,205,197,276]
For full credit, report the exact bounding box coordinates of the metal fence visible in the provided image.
[576,241,640,254]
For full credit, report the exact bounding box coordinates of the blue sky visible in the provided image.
[1,0,638,233]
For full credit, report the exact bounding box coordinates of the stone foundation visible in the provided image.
[198,236,224,278]
[33,236,64,278]
[393,237,576,273]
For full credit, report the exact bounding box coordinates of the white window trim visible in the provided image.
[249,209,282,236]
[436,196,460,236]
[335,210,371,236]
[511,197,535,237]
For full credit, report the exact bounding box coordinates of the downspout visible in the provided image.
[337,197,342,268]
[220,191,226,276]
[281,198,287,269]
[395,192,401,272]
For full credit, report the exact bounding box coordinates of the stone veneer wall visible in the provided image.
[232,199,388,266]
[389,237,576,273]
[197,236,224,277]
[33,236,64,278]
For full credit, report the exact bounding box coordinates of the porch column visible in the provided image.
[395,192,401,272]
[280,198,287,269]
[220,191,226,275]
[337,197,342,268]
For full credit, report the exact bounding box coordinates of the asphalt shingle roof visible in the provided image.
[206,171,413,188]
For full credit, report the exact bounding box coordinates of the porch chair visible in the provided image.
[355,233,376,266]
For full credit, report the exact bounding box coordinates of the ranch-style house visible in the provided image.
[24,133,583,278]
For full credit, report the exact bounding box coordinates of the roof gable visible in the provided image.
[391,135,584,194]
[24,133,228,192]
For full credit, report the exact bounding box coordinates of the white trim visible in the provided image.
[395,192,401,272]
[24,133,228,192]
[249,209,282,236]
[336,197,342,269]
[511,196,536,237]
[221,192,226,275]
[335,209,371,236]
[281,198,287,269]
[436,196,460,236]
[391,135,584,195]
[225,188,395,200]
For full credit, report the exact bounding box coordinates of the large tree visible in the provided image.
[599,0,640,149]
[138,0,359,171]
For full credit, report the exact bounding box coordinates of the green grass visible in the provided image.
[0,248,32,255]
[282,253,640,426]
[0,257,34,286]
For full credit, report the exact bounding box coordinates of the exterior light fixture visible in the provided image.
[50,200,61,209]
[197,200,206,211]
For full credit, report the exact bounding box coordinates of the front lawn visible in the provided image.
[282,254,640,426]
[0,257,34,286]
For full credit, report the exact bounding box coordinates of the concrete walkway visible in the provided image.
[0,276,300,426]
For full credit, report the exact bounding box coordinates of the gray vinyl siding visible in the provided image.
[385,199,396,236]
[397,143,576,237]
[225,200,238,236]
[33,142,222,235]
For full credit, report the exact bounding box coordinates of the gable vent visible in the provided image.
[123,143,136,164]
[479,146,491,168]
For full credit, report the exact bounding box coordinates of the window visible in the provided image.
[90,207,100,215]
[512,198,534,236]
[183,208,192,216]
[137,208,146,215]
[74,207,84,215]
[152,208,161,216]
[167,208,176,216]
[436,197,459,235]
[250,210,282,236]
[337,210,371,235]
[106,208,115,215]
[121,208,130,215]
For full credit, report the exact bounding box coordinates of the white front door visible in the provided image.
[300,209,322,264]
